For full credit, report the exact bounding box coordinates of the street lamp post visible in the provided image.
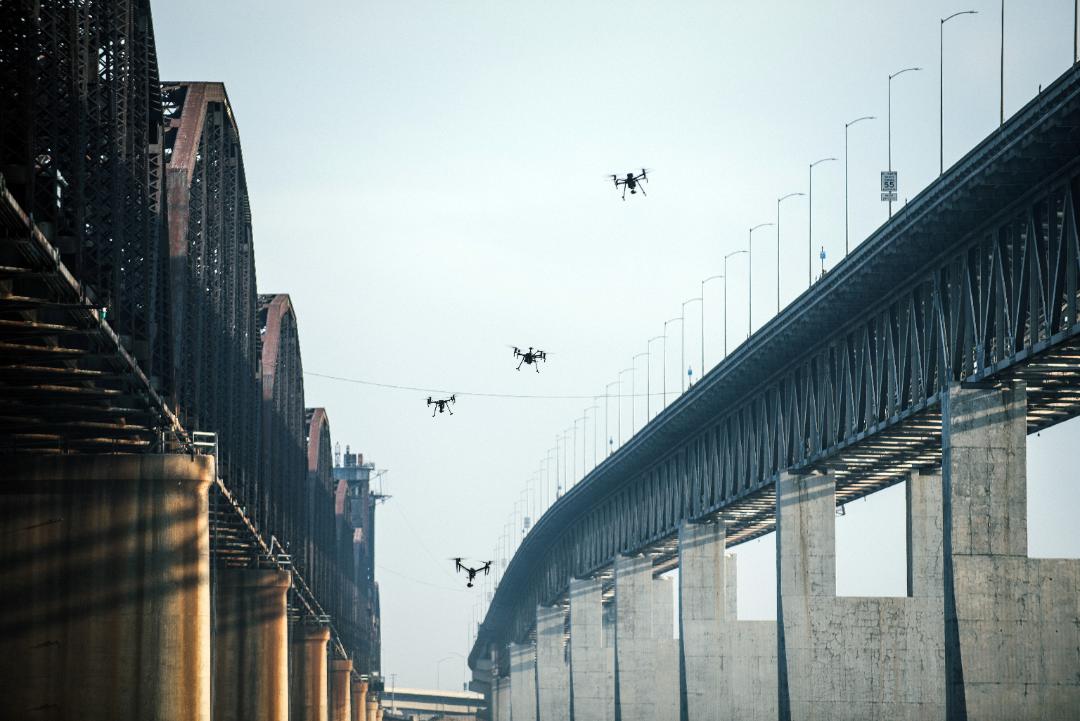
[681,298,702,391]
[722,250,747,356]
[941,10,979,175]
[776,194,803,312]
[808,157,837,286]
[700,276,723,372]
[843,116,875,255]
[646,335,664,420]
[617,368,633,445]
[604,382,618,456]
[888,66,921,219]
[585,404,600,470]
[663,317,682,407]
[631,353,648,432]
[747,224,773,335]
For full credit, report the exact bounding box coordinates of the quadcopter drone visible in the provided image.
[426,394,456,417]
[609,168,650,201]
[453,558,492,588]
[512,346,547,372]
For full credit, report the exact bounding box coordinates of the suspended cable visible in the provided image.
[306,370,666,400]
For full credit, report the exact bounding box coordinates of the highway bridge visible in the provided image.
[0,2,382,720]
[469,59,1080,721]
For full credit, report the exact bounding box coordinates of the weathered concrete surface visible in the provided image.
[944,382,1080,720]
[351,679,368,721]
[330,658,353,721]
[494,674,511,721]
[569,578,614,721]
[536,604,570,720]
[613,554,680,721]
[678,521,777,721]
[290,625,331,721]
[777,471,945,721]
[0,454,213,721]
[212,568,292,721]
[510,642,538,721]
[366,696,379,721]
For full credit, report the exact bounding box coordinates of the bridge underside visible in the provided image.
[474,59,1080,654]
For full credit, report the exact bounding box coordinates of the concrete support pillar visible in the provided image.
[943,382,1080,719]
[568,578,614,721]
[290,625,331,721]
[776,470,945,721]
[374,706,383,721]
[212,568,292,721]
[536,604,570,720]
[509,641,538,721]
[365,696,379,721]
[0,454,213,721]
[613,554,680,721]
[350,679,368,721]
[678,521,776,721]
[492,675,510,721]
[330,659,352,721]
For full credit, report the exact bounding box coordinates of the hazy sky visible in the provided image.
[154,0,1080,690]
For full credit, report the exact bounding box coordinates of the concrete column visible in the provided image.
[212,568,292,721]
[613,554,680,721]
[290,625,331,721]
[536,604,570,720]
[0,454,213,721]
[943,382,1080,719]
[493,675,510,721]
[776,471,945,721]
[330,659,352,721]
[374,706,383,721]
[365,696,379,721]
[350,679,368,721]
[568,578,614,721]
[509,641,538,721]
[678,521,776,721]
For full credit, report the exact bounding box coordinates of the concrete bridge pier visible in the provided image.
[330,658,353,721]
[351,678,368,721]
[568,577,614,721]
[678,521,777,721]
[613,554,680,721]
[212,568,292,721]
[0,454,213,721]
[290,625,331,721]
[776,468,946,720]
[943,382,1080,719]
[509,641,538,721]
[491,673,510,721]
[365,694,379,721]
[536,604,570,720]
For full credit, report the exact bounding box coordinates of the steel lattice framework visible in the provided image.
[0,5,379,678]
[0,0,168,382]
[473,62,1080,657]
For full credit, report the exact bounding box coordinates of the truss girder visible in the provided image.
[474,62,1080,654]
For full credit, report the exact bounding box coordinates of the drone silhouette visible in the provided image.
[426,394,456,417]
[609,168,650,201]
[453,558,492,588]
[512,346,547,372]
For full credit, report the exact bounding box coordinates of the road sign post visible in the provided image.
[881,170,898,202]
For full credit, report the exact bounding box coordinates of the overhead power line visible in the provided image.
[305,371,667,400]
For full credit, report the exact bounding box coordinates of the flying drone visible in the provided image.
[608,168,650,201]
[426,394,456,417]
[453,558,492,588]
[512,346,547,372]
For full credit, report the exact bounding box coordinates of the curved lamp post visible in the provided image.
[747,224,773,336]
[843,116,875,254]
[681,297,702,391]
[888,66,921,219]
[941,10,979,175]
[776,194,803,312]
[700,275,723,372]
[808,157,837,286]
[723,250,748,356]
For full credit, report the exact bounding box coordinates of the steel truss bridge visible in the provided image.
[0,0,378,677]
[472,60,1080,660]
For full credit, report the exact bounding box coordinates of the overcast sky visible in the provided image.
[154,0,1080,690]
